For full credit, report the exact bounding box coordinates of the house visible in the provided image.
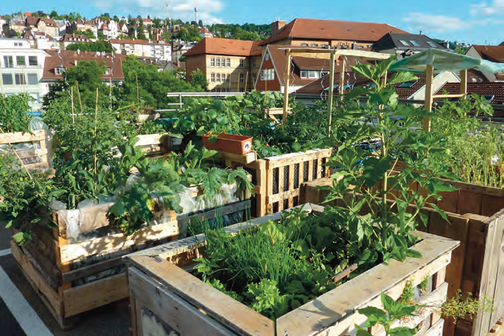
[60,34,91,49]
[41,50,125,85]
[76,19,98,38]
[23,30,60,50]
[118,22,129,36]
[9,21,26,36]
[260,18,410,50]
[184,38,262,92]
[97,20,119,39]
[0,38,51,111]
[37,18,59,38]
[292,70,461,105]
[54,20,68,37]
[255,44,335,93]
[142,18,153,26]
[171,41,197,63]
[373,33,448,58]
[110,38,172,60]
[198,27,213,39]
[466,45,504,81]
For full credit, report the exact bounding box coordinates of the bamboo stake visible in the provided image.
[70,86,75,124]
[136,74,140,105]
[0,126,33,181]
[423,64,434,131]
[282,49,291,123]
[94,88,99,189]
[327,50,336,134]
[244,71,248,92]
[76,81,83,113]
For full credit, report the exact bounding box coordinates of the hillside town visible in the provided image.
[1,5,504,336]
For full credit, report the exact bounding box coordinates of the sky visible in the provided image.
[1,0,503,45]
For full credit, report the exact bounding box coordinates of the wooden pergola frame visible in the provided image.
[281,48,390,132]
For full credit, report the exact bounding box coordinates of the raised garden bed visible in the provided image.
[10,199,250,330]
[301,178,504,336]
[0,129,50,169]
[125,203,459,336]
[221,148,333,217]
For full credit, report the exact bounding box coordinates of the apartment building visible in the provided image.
[0,38,50,111]
[60,34,91,49]
[110,38,172,60]
[184,38,262,92]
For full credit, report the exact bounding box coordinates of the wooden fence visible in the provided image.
[301,178,504,336]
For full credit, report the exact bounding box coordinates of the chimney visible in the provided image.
[271,20,286,37]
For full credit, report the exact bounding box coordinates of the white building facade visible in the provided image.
[110,39,172,60]
[0,38,50,111]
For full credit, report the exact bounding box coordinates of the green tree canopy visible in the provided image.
[73,29,95,39]
[190,69,208,91]
[66,41,113,53]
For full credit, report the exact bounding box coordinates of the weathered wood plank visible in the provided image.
[62,272,128,317]
[129,267,236,336]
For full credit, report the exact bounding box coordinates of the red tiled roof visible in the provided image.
[40,18,58,27]
[61,34,91,42]
[472,45,504,63]
[184,38,262,57]
[109,38,169,46]
[260,18,410,46]
[42,50,125,81]
[435,82,504,105]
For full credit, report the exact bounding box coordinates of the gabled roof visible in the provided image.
[373,33,444,51]
[184,38,262,57]
[25,16,39,26]
[472,45,504,63]
[109,38,169,46]
[60,34,91,42]
[42,50,125,81]
[40,18,58,27]
[260,18,409,46]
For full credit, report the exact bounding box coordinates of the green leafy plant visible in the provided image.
[0,93,33,133]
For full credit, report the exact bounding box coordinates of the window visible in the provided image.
[322,44,329,49]
[15,73,26,85]
[226,74,231,82]
[211,73,215,82]
[216,58,221,67]
[252,74,257,83]
[27,73,38,85]
[4,56,13,68]
[301,43,308,47]
[397,80,417,88]
[252,59,256,68]
[308,70,319,78]
[320,71,329,77]
[29,93,40,103]
[300,70,308,78]
[427,41,438,48]
[410,40,420,47]
[221,58,225,67]
[240,73,244,83]
[29,56,38,66]
[210,57,215,66]
[16,56,26,66]
[1,74,13,85]
[265,53,269,61]
[399,40,410,46]
[239,59,244,68]
[226,58,230,67]
[261,69,274,81]
[216,73,221,82]
[105,68,111,75]
[55,67,64,75]
[311,44,318,47]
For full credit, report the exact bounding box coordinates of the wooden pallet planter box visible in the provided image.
[221,148,333,217]
[125,203,459,336]
[0,129,49,169]
[10,199,250,330]
[301,178,504,336]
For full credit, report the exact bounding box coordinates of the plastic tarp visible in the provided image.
[389,48,504,74]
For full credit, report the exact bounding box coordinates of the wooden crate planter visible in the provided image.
[0,129,49,169]
[11,199,250,330]
[301,178,504,336]
[221,148,333,217]
[202,134,254,155]
[125,203,459,336]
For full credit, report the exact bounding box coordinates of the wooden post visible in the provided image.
[338,56,346,99]
[282,49,291,123]
[423,64,434,132]
[244,71,248,92]
[327,50,336,134]
[460,69,468,95]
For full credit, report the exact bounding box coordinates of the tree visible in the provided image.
[153,18,162,28]
[137,16,147,40]
[198,19,203,27]
[113,15,119,22]
[50,11,60,19]
[98,31,107,40]
[66,41,113,53]
[190,69,208,91]
[74,29,95,39]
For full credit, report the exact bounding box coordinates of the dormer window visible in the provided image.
[55,67,64,75]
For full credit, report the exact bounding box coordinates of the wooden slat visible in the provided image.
[61,256,125,283]
[219,151,257,165]
[60,220,178,265]
[267,148,333,169]
[487,212,504,331]
[0,129,46,143]
[307,159,313,183]
[129,256,275,336]
[421,319,445,336]
[276,233,458,336]
[288,164,295,208]
[267,188,300,204]
[63,272,128,317]
[129,267,235,336]
[481,194,504,217]
[10,240,63,316]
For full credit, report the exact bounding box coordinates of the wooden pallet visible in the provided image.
[221,148,333,217]
[11,200,250,330]
[0,129,49,169]
[125,203,459,336]
[487,317,504,336]
[301,178,504,336]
